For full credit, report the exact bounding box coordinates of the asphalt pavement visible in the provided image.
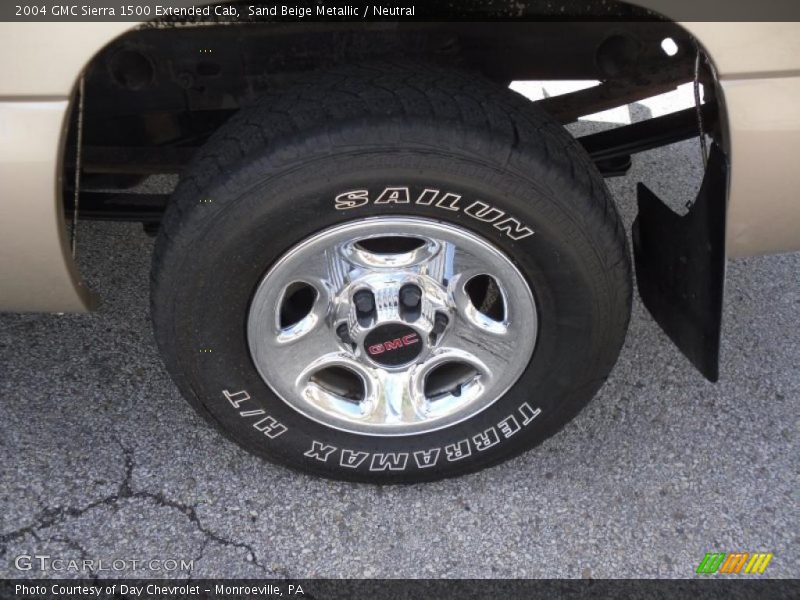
[0,93,797,579]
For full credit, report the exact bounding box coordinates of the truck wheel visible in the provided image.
[150,63,631,483]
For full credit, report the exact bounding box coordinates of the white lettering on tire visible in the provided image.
[445,439,472,462]
[473,426,501,451]
[464,200,505,223]
[252,416,287,439]
[413,448,441,468]
[334,189,370,210]
[519,402,541,425]
[369,453,409,471]
[374,186,410,204]
[340,449,369,468]
[494,217,535,241]
[300,401,541,470]
[224,388,542,472]
[223,389,287,439]
[304,441,337,462]
[498,414,521,439]
[334,187,534,240]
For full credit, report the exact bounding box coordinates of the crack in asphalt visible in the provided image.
[0,439,267,574]
[186,538,209,582]
[51,535,101,585]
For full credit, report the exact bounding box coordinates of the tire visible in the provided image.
[151,62,631,483]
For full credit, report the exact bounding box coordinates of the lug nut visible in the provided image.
[336,323,352,344]
[353,290,375,314]
[432,313,449,335]
[400,285,422,308]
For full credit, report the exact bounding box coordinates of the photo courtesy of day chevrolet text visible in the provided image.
[13,583,305,598]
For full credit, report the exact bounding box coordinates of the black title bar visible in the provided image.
[2,0,800,22]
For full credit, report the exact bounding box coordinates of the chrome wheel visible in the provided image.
[247,217,537,436]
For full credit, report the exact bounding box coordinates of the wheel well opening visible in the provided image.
[61,5,724,245]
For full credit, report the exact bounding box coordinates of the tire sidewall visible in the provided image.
[157,125,622,482]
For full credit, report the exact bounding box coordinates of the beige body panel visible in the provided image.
[0,100,93,311]
[685,22,800,256]
[682,22,800,77]
[719,76,800,258]
[0,23,132,97]
[0,16,799,311]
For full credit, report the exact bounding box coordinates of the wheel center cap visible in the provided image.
[363,323,423,367]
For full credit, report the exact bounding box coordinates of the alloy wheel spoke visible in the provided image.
[247,217,537,436]
[361,368,428,425]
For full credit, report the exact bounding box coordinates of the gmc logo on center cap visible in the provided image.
[368,333,420,356]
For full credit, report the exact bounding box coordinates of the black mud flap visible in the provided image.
[632,143,728,382]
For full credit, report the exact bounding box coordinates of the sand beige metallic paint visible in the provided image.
[0,17,799,312]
